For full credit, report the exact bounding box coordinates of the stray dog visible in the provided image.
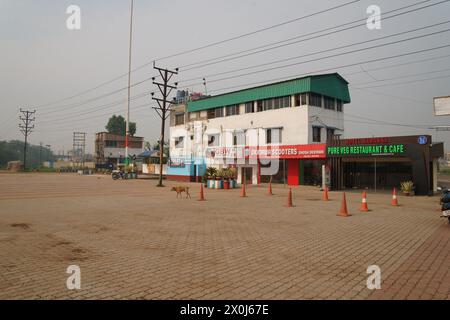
[171,186,191,199]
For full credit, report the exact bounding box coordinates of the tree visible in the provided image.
[105,115,136,136]
[0,140,54,169]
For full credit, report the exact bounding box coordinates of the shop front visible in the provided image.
[204,144,327,186]
[327,135,444,195]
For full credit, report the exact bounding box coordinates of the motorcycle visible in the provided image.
[111,170,127,180]
[437,186,450,222]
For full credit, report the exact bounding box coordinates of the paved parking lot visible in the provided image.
[0,173,448,300]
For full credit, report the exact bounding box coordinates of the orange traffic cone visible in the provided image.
[338,192,350,217]
[198,184,206,201]
[323,186,329,201]
[268,181,273,195]
[285,188,294,207]
[360,191,369,212]
[391,188,399,206]
[240,183,247,197]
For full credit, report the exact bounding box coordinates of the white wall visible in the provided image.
[169,100,345,165]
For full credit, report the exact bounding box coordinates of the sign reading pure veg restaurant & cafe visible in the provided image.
[327,144,406,157]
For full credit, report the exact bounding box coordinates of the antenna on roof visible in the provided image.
[203,78,208,96]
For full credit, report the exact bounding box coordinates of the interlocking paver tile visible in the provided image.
[0,173,449,300]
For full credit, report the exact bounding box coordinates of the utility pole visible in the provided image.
[72,132,86,168]
[151,62,178,187]
[39,142,43,167]
[125,0,134,166]
[19,109,36,171]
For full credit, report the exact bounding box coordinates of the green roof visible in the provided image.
[187,73,351,112]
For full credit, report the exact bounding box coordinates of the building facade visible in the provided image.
[327,135,443,195]
[95,132,144,167]
[167,73,351,184]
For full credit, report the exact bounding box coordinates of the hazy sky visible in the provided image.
[1,0,450,154]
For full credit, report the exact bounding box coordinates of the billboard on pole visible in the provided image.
[433,96,450,116]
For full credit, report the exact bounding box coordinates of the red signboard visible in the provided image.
[206,144,327,160]
[345,137,389,145]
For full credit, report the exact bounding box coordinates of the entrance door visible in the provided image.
[242,167,253,184]
[190,165,197,183]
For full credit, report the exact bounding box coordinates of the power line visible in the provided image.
[38,91,152,124]
[179,0,447,73]
[203,44,450,95]
[34,0,361,109]
[181,26,450,87]
[31,0,447,120]
[354,73,450,89]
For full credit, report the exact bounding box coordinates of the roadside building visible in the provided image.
[327,135,443,195]
[95,132,144,168]
[168,73,350,183]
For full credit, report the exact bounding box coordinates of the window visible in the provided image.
[215,107,224,118]
[324,97,335,110]
[226,105,239,116]
[208,134,219,147]
[283,96,291,108]
[207,109,215,119]
[257,100,263,112]
[295,94,301,106]
[233,131,245,146]
[326,128,335,141]
[175,136,184,148]
[336,100,343,112]
[266,128,282,144]
[300,93,307,106]
[189,112,198,120]
[263,98,274,111]
[295,93,307,106]
[207,107,224,119]
[175,113,185,125]
[245,102,254,113]
[105,140,117,147]
[310,93,322,107]
[312,126,322,143]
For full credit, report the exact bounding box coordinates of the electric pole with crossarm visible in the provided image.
[19,109,36,171]
[151,62,178,187]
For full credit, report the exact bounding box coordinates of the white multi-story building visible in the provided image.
[167,73,351,186]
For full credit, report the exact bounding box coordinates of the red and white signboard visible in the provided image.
[206,144,326,159]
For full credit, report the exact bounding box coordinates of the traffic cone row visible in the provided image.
[338,192,350,217]
[391,187,399,206]
[198,183,206,201]
[240,183,247,197]
[197,184,401,215]
[285,188,294,207]
[360,191,369,212]
[323,186,329,201]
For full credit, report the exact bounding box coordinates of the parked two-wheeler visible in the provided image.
[437,186,450,222]
[111,170,127,180]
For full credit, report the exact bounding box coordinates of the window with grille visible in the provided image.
[266,128,282,144]
[175,136,184,148]
[312,126,322,142]
[226,105,239,116]
[324,97,335,110]
[245,102,254,113]
[175,113,185,125]
[310,93,322,107]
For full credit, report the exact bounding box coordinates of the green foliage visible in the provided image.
[400,181,414,193]
[205,167,217,178]
[0,140,54,169]
[105,115,136,136]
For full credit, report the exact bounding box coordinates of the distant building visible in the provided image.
[95,132,144,167]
